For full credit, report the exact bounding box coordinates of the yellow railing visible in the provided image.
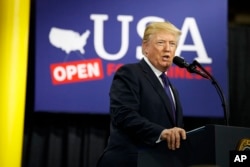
[0,0,30,167]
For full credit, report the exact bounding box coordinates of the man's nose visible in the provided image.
[163,43,170,51]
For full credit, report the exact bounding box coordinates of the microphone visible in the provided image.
[173,56,209,79]
[173,56,190,68]
[173,56,229,125]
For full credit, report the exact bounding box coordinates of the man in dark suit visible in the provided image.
[97,21,187,167]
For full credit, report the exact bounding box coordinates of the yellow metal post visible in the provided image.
[0,0,30,167]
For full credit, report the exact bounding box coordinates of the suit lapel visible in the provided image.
[139,59,176,125]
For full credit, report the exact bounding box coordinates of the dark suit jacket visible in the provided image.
[97,58,185,167]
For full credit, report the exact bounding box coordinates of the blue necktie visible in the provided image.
[160,73,176,121]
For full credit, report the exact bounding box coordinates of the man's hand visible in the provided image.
[160,127,186,150]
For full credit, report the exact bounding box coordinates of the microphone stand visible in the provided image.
[190,60,229,126]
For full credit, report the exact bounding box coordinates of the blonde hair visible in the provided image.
[142,21,181,43]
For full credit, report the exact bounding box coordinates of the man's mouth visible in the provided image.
[162,55,170,61]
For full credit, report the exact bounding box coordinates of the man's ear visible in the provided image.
[142,42,148,55]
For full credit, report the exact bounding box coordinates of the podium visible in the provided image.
[138,124,250,167]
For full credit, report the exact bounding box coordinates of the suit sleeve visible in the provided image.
[109,65,165,146]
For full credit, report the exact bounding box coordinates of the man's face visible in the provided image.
[143,31,177,72]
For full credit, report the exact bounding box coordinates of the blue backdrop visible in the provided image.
[34,0,228,117]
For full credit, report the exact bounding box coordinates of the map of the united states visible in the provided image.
[49,27,90,54]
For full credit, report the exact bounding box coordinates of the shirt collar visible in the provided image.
[143,56,167,77]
